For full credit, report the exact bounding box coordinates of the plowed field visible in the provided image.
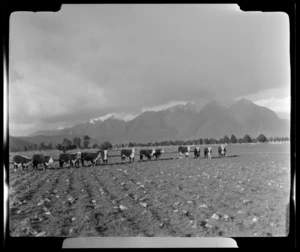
[8,143,290,237]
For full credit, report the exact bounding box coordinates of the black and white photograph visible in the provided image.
[8,4,291,239]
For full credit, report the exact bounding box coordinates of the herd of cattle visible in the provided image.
[11,145,227,172]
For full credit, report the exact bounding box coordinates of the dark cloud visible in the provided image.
[8,5,289,136]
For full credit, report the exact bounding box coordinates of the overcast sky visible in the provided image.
[9,4,290,136]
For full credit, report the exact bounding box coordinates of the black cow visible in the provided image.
[204,147,212,159]
[121,148,135,163]
[153,148,164,160]
[59,152,81,168]
[81,151,102,167]
[139,149,156,161]
[218,145,226,158]
[194,147,201,158]
[32,154,54,170]
[178,146,191,158]
[13,155,32,172]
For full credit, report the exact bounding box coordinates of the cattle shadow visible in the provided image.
[222,155,239,158]
[154,157,176,161]
[109,161,135,165]
[30,168,48,171]
[46,165,83,170]
[105,162,127,166]
[178,155,239,159]
[137,157,176,162]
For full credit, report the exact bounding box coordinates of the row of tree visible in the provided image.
[56,136,113,153]
[10,134,289,153]
[115,134,289,148]
[10,135,112,153]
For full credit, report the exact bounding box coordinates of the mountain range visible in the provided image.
[11,98,289,147]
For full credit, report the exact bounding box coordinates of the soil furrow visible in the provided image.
[9,170,64,236]
[9,170,44,195]
[90,167,150,236]
[11,171,54,206]
[53,169,81,236]
[98,164,193,236]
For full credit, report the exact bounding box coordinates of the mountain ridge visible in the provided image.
[16,99,289,144]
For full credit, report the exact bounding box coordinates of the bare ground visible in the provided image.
[8,143,290,237]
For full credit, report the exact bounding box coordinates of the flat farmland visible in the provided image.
[8,143,290,237]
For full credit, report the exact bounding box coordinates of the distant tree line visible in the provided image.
[55,136,113,153]
[9,135,113,153]
[10,134,289,152]
[114,134,290,148]
[10,142,54,153]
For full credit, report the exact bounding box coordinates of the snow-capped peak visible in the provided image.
[167,102,196,113]
[89,113,137,124]
[56,126,65,130]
